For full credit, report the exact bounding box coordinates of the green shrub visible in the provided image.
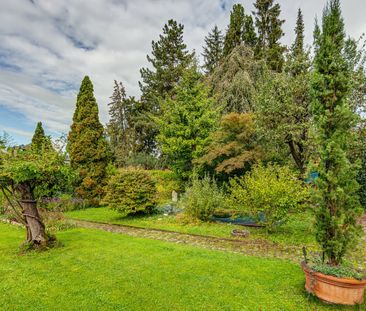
[228,164,308,231]
[148,170,182,204]
[102,168,157,216]
[179,175,226,221]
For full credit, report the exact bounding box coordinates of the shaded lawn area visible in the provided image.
[0,223,357,311]
[66,207,316,246]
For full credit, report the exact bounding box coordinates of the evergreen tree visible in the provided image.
[31,122,53,154]
[139,19,194,152]
[311,0,362,265]
[253,0,285,71]
[107,80,134,166]
[293,9,305,57]
[202,25,224,73]
[223,4,246,56]
[68,76,109,204]
[243,15,257,47]
[156,67,218,179]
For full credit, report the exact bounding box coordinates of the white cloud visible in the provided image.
[0,0,365,141]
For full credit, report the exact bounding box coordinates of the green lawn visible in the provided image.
[0,222,359,310]
[66,207,317,246]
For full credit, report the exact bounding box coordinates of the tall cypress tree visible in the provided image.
[253,0,285,71]
[139,19,194,152]
[223,4,246,56]
[31,122,53,154]
[68,76,109,204]
[243,15,257,47]
[293,9,305,57]
[202,25,224,73]
[311,0,362,265]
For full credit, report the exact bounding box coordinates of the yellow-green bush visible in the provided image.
[147,170,181,204]
[102,168,157,216]
[228,164,308,230]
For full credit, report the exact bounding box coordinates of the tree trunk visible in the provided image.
[16,182,49,246]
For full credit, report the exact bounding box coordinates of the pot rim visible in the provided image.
[301,261,366,285]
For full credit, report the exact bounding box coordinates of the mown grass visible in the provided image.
[66,207,317,246]
[0,222,360,310]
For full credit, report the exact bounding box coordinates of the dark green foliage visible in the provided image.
[253,0,285,72]
[179,175,226,221]
[67,76,109,205]
[31,122,53,154]
[139,19,194,152]
[156,67,218,180]
[102,168,157,216]
[243,15,257,47]
[311,0,362,266]
[202,25,224,73]
[293,9,305,57]
[223,4,246,56]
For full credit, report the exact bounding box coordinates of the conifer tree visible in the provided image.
[68,76,109,204]
[139,19,194,152]
[156,67,218,179]
[293,9,305,57]
[31,122,53,154]
[253,0,285,71]
[202,25,224,73]
[107,80,134,166]
[311,0,362,265]
[223,4,246,56]
[243,15,257,47]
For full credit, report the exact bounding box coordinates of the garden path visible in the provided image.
[69,218,366,268]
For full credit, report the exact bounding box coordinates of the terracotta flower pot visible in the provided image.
[302,262,366,305]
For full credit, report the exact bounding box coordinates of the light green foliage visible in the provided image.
[228,164,308,230]
[310,259,365,280]
[207,45,265,113]
[67,76,109,205]
[311,0,362,266]
[179,175,226,221]
[156,67,218,179]
[254,0,285,72]
[102,168,157,216]
[147,170,181,204]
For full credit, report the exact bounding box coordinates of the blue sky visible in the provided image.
[0,0,365,145]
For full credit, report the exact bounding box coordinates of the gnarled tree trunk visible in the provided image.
[16,182,49,246]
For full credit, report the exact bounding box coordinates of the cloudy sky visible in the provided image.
[0,0,365,144]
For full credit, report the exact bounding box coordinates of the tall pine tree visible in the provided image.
[311,0,362,265]
[202,25,224,73]
[139,19,194,152]
[223,4,246,56]
[293,9,305,57]
[253,0,285,72]
[68,76,109,204]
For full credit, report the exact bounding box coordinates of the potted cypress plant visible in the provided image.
[302,0,366,305]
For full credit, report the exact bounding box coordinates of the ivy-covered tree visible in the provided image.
[156,67,218,179]
[243,15,257,47]
[139,19,194,152]
[31,122,53,154]
[223,4,246,56]
[311,0,362,266]
[202,25,224,74]
[67,76,109,205]
[253,0,285,72]
[207,45,264,113]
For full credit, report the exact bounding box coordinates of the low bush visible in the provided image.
[102,168,157,216]
[228,163,308,231]
[39,194,88,212]
[179,175,226,221]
